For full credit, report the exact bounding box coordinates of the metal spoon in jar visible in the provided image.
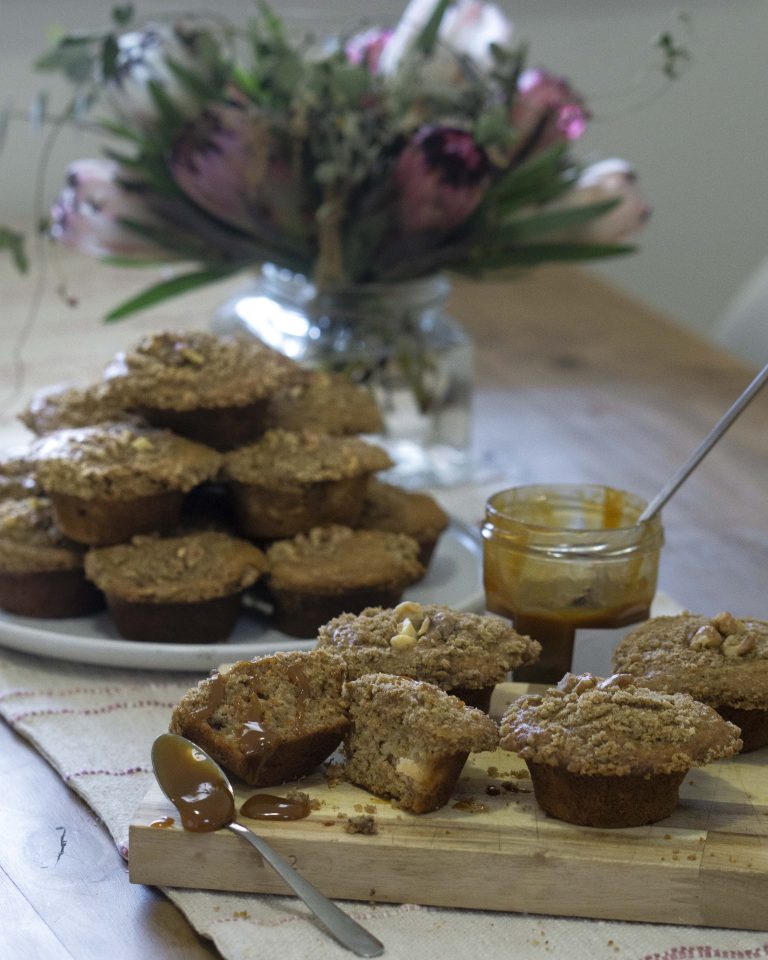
[151,734,385,958]
[638,362,768,522]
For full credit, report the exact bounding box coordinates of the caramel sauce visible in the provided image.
[152,734,234,832]
[240,793,311,821]
[188,671,227,723]
[487,594,651,684]
[150,816,175,829]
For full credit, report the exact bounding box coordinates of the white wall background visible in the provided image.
[2,0,767,348]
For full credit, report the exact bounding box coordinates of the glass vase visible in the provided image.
[212,265,475,488]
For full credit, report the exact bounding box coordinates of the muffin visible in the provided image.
[266,370,383,435]
[0,444,43,502]
[0,497,103,617]
[84,531,266,643]
[265,527,424,638]
[18,381,132,435]
[499,672,742,828]
[356,480,449,567]
[613,612,768,752]
[317,602,541,712]
[342,673,499,814]
[169,650,348,786]
[102,330,301,450]
[35,422,221,546]
[222,430,392,540]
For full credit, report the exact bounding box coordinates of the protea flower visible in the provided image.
[104,22,220,131]
[394,126,491,233]
[170,94,306,246]
[50,159,169,259]
[553,159,652,244]
[379,0,513,87]
[510,68,589,159]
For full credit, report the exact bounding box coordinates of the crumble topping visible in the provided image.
[103,330,300,410]
[35,423,221,499]
[499,672,742,776]
[84,531,266,602]
[613,613,768,710]
[222,429,392,487]
[317,602,541,689]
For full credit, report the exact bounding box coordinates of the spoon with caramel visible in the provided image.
[151,734,384,958]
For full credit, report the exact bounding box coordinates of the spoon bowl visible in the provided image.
[151,733,384,958]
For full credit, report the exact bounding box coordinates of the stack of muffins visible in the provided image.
[1,329,451,641]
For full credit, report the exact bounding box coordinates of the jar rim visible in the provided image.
[484,483,660,537]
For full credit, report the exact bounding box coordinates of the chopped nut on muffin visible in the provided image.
[613,612,768,752]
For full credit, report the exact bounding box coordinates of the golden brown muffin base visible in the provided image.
[50,491,184,546]
[716,705,768,753]
[0,568,104,619]
[105,592,243,643]
[526,760,686,828]
[231,475,371,539]
[139,400,270,452]
[269,583,410,638]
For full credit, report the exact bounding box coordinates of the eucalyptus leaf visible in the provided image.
[104,266,239,321]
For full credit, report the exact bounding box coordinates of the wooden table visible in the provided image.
[0,256,766,958]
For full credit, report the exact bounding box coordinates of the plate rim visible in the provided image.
[0,518,483,672]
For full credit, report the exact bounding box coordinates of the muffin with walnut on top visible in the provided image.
[613,611,768,752]
[317,602,540,712]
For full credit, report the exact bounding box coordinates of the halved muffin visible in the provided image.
[84,530,266,643]
[343,673,498,813]
[169,651,348,786]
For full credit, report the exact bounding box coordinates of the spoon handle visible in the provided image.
[638,361,768,522]
[226,821,384,957]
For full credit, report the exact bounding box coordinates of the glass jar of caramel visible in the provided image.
[482,484,664,684]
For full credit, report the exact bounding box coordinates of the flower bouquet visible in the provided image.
[42,0,650,320]
[35,0,653,484]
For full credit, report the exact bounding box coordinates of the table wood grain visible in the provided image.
[0,255,766,958]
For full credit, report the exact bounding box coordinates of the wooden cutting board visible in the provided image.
[129,683,768,930]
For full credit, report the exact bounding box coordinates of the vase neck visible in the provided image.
[259,264,451,319]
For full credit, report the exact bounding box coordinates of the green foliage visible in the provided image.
[0,227,29,273]
[104,266,239,320]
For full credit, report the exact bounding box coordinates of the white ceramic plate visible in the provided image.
[0,520,483,672]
